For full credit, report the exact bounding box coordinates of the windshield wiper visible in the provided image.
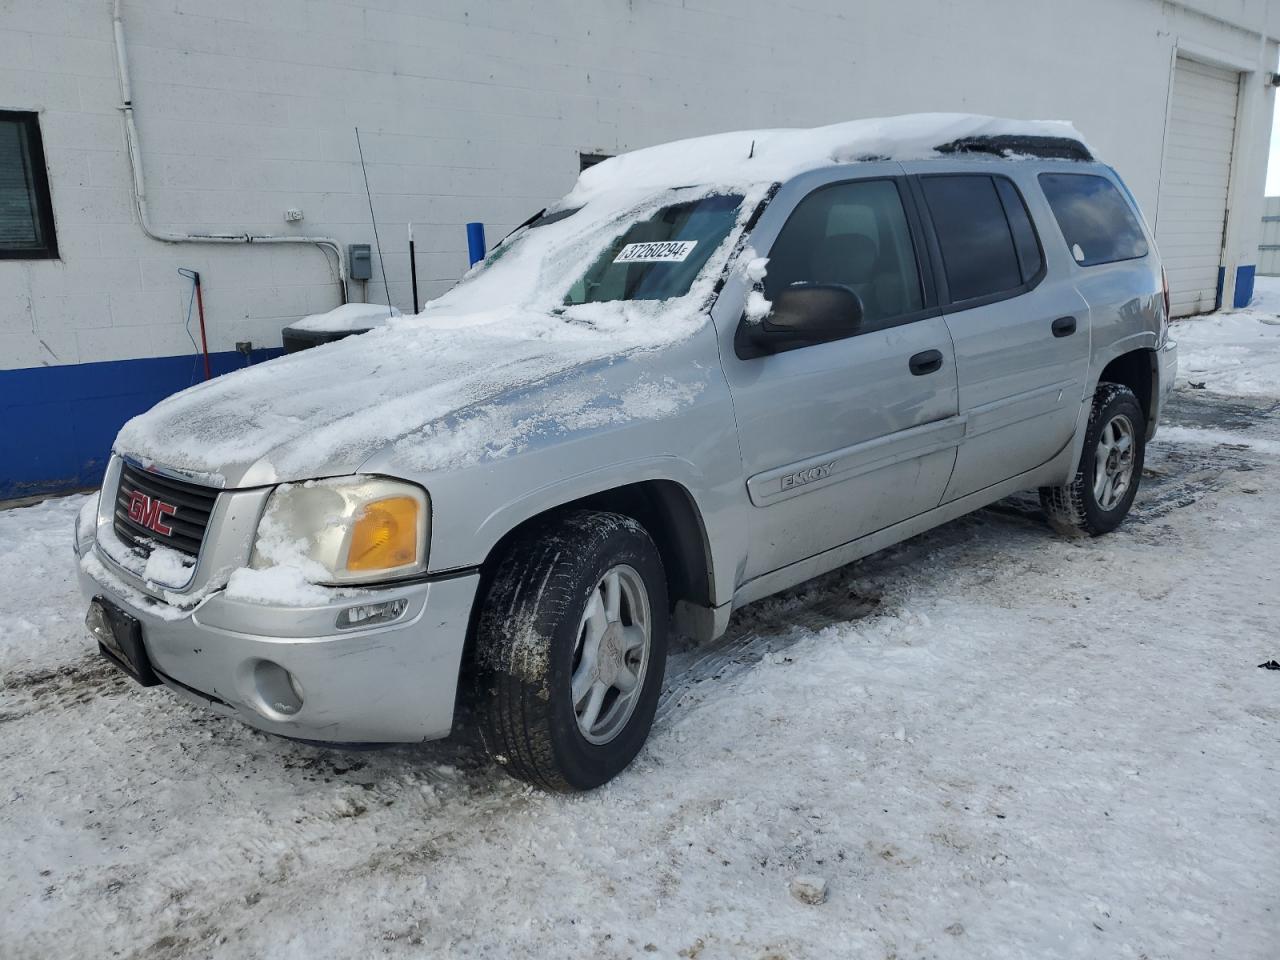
[500,206,581,244]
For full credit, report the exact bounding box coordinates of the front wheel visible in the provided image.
[1040,382,1146,536]
[472,510,669,791]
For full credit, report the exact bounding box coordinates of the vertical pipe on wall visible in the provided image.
[111,0,348,301]
[408,222,419,313]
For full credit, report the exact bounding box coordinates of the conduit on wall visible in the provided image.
[111,0,348,302]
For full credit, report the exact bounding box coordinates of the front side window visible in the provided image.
[763,179,923,331]
[1038,173,1148,266]
[565,193,743,305]
[920,174,1023,303]
[0,111,58,260]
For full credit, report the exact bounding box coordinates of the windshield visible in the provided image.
[564,193,744,305]
[427,185,765,325]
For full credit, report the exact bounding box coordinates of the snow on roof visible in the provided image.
[566,113,1091,204]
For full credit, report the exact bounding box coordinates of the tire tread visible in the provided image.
[473,510,665,791]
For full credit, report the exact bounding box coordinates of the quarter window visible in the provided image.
[0,111,58,260]
[1038,172,1148,266]
[763,179,923,332]
[995,178,1044,283]
[920,175,1023,303]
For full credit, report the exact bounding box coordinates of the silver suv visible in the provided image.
[76,116,1178,790]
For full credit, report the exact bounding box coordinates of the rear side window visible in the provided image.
[1038,173,1148,266]
[920,175,1023,303]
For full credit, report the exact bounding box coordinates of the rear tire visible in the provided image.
[472,510,669,791]
[1040,382,1146,536]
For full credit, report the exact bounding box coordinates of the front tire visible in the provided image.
[472,510,669,791]
[1040,382,1146,536]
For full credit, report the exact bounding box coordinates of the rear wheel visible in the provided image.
[1040,382,1146,536]
[472,510,668,791]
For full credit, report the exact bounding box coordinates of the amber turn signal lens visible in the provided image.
[346,496,419,572]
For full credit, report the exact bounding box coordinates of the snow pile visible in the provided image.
[740,248,772,322]
[223,491,338,606]
[0,496,91,672]
[225,564,332,606]
[1172,275,1280,397]
[287,302,401,333]
[89,502,197,593]
[141,544,197,585]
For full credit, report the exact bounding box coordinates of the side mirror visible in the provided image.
[738,283,865,357]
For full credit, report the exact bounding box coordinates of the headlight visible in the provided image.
[250,477,429,585]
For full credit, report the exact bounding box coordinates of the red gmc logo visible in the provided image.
[127,491,177,536]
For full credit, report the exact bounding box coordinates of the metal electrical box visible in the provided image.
[348,243,371,280]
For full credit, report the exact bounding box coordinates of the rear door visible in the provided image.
[719,170,962,580]
[906,168,1090,502]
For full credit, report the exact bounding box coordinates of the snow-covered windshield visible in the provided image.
[563,193,744,304]
[438,185,761,319]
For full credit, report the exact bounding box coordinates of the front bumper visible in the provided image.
[76,528,479,743]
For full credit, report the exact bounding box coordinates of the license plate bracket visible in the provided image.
[87,596,160,686]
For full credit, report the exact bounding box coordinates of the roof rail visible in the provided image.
[935,134,1093,162]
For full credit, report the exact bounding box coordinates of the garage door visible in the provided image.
[1156,56,1240,317]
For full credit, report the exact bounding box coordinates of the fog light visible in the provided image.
[336,597,408,629]
[251,659,304,717]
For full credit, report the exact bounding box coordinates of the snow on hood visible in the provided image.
[115,182,768,485]
[115,113,1087,485]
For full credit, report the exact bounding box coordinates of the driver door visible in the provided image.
[720,174,962,580]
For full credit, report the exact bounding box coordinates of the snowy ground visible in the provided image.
[1174,275,1280,396]
[4,309,1280,959]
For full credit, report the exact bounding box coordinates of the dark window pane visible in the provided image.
[0,121,41,246]
[764,179,922,331]
[995,177,1043,283]
[579,152,612,172]
[0,111,57,259]
[1038,173,1148,266]
[920,175,1022,302]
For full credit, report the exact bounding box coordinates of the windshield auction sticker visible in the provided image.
[613,240,697,264]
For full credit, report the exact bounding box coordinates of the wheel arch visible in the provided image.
[475,478,716,613]
[1095,347,1157,429]
[453,478,718,724]
[1058,339,1160,487]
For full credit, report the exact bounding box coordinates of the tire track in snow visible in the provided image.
[0,654,131,724]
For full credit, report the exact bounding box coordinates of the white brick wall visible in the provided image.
[1,0,1276,371]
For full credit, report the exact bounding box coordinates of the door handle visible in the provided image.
[908,349,944,376]
[1052,316,1077,338]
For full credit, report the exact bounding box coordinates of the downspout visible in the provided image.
[111,0,347,301]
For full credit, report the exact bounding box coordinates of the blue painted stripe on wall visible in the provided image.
[1233,264,1256,309]
[0,348,281,500]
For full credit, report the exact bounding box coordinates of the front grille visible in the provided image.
[113,462,219,557]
